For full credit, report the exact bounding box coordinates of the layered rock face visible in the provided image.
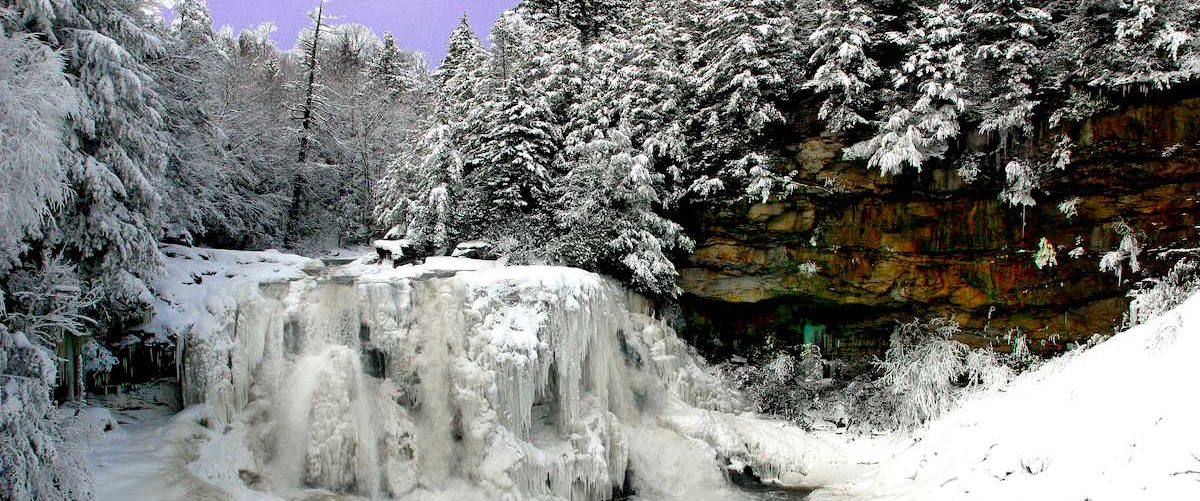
[679,94,1200,359]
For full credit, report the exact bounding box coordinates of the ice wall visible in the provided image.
[178,262,802,500]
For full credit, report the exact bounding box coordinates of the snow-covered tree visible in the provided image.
[552,31,694,295]
[1080,0,1198,91]
[519,0,630,42]
[348,33,431,239]
[846,2,968,176]
[384,124,465,254]
[207,24,292,247]
[965,0,1050,143]
[803,0,882,133]
[367,32,424,100]
[554,125,693,296]
[376,17,482,242]
[285,2,332,247]
[1,257,96,500]
[1,0,170,318]
[689,0,801,200]
[155,0,269,245]
[0,28,80,273]
[465,79,560,236]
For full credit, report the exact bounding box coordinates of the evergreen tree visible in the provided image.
[965,0,1050,143]
[377,17,483,245]
[846,2,968,175]
[1,259,96,501]
[0,28,80,273]
[466,79,560,237]
[689,0,801,201]
[803,0,882,134]
[2,0,170,317]
[1075,0,1199,90]
[398,124,464,253]
[553,33,693,296]
[519,0,630,42]
[368,32,423,100]
[555,124,692,296]
[0,19,97,501]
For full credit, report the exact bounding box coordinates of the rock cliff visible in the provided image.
[678,93,1200,360]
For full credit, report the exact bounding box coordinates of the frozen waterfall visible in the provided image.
[175,261,811,500]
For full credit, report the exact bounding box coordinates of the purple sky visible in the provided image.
[178,0,516,65]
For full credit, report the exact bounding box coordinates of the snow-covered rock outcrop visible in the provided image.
[169,253,821,500]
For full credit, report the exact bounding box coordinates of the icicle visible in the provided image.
[180,264,768,500]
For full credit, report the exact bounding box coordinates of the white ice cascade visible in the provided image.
[179,265,795,500]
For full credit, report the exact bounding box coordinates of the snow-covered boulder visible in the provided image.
[373,238,422,266]
[451,240,496,260]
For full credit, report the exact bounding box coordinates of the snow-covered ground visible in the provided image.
[811,293,1200,500]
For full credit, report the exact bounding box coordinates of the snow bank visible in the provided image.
[812,292,1200,500]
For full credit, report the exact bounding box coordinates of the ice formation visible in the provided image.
[174,258,810,500]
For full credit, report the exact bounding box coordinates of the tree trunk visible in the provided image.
[285,1,325,247]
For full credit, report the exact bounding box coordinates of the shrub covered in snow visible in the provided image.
[723,346,835,428]
[723,345,898,432]
[877,318,1031,430]
[725,324,1035,433]
[1128,258,1200,326]
[877,319,970,429]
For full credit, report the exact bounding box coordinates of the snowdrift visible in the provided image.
[812,292,1200,500]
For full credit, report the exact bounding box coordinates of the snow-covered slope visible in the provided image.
[813,292,1200,500]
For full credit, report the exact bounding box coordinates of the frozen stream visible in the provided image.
[94,254,835,500]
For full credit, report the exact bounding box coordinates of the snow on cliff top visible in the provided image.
[813,292,1200,501]
[144,245,324,343]
[149,247,613,347]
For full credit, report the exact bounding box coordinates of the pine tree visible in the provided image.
[436,15,485,95]
[552,32,694,295]
[399,124,464,253]
[689,0,801,201]
[377,17,483,244]
[1,0,170,317]
[368,32,422,100]
[467,79,560,235]
[803,0,882,134]
[0,29,80,273]
[846,2,968,175]
[359,32,432,238]
[965,0,1050,143]
[1077,0,1199,91]
[1,259,95,500]
[0,32,92,497]
[519,0,630,42]
[555,125,692,296]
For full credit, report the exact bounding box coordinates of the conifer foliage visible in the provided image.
[375,0,1198,296]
